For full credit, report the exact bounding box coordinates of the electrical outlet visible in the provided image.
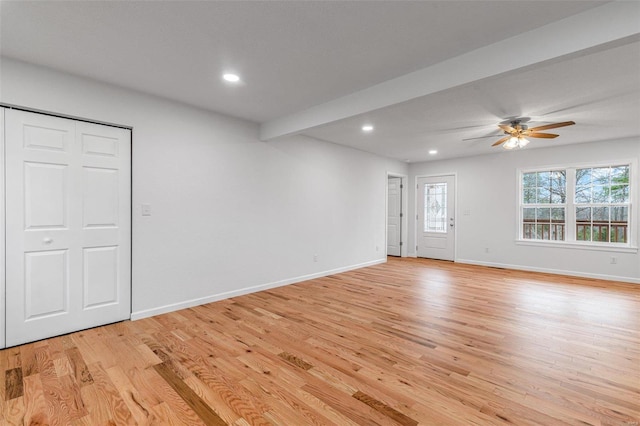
[375,246,379,251]
[610,256,617,264]
[141,203,152,216]
[313,254,318,262]
[484,247,490,254]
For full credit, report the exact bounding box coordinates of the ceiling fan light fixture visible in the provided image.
[492,119,574,149]
[504,136,519,150]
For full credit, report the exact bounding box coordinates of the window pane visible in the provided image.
[612,226,627,243]
[610,184,629,203]
[576,207,591,222]
[575,186,590,203]
[551,208,565,221]
[592,167,610,185]
[593,206,609,222]
[523,208,536,222]
[576,168,591,186]
[576,224,590,241]
[523,172,537,188]
[611,165,629,184]
[593,225,608,242]
[611,206,628,223]
[537,188,551,204]
[424,183,447,233]
[550,171,566,203]
[523,188,536,204]
[592,186,608,203]
[537,171,550,186]
[536,207,550,221]
[550,190,565,204]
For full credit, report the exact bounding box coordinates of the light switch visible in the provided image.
[141,204,152,216]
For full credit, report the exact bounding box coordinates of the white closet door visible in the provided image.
[387,177,402,256]
[0,107,5,349]
[5,110,131,347]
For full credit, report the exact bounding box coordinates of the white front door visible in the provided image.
[387,177,402,256]
[5,109,131,347]
[417,175,455,261]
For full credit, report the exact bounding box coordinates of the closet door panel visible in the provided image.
[5,110,131,347]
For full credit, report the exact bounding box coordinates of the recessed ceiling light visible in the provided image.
[429,150,438,155]
[362,125,374,132]
[223,73,240,83]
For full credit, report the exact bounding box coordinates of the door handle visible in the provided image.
[43,237,53,244]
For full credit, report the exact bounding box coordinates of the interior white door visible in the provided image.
[0,107,5,349]
[5,109,131,347]
[387,177,402,256]
[417,175,455,261]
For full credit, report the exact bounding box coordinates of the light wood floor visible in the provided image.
[1,258,639,425]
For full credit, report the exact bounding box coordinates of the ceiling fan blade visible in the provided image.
[498,124,515,133]
[527,132,559,139]
[528,121,575,132]
[492,136,510,146]
[462,134,504,141]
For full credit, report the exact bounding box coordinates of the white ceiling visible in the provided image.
[1,1,639,162]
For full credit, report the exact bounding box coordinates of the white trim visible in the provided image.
[515,239,638,253]
[519,158,638,174]
[131,258,386,321]
[457,258,640,285]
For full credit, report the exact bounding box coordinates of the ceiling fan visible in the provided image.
[491,119,575,149]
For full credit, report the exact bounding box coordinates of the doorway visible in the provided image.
[416,175,455,261]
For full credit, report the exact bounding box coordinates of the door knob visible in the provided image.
[43,237,53,244]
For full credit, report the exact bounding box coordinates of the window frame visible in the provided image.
[520,169,567,242]
[517,159,637,252]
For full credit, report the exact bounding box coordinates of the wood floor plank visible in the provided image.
[352,390,418,426]
[1,257,639,425]
[153,362,227,426]
[22,374,49,426]
[4,368,23,401]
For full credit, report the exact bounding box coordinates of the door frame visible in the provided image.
[386,172,408,257]
[0,104,133,349]
[414,172,458,261]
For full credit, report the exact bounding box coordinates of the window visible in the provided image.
[522,170,566,241]
[424,183,447,232]
[575,165,630,243]
[520,163,632,245]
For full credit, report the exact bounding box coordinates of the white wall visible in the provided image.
[409,139,640,283]
[1,58,408,318]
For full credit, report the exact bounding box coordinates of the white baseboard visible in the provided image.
[131,258,387,321]
[456,258,640,284]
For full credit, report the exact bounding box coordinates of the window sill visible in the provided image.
[515,240,638,253]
